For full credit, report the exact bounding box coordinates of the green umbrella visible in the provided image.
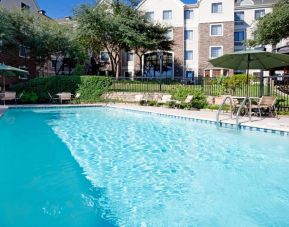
[0,64,28,91]
[209,50,289,96]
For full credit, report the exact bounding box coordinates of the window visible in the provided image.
[163,10,172,20]
[185,51,193,60]
[211,3,222,13]
[184,10,194,19]
[210,46,223,58]
[145,12,154,21]
[100,52,109,62]
[255,9,265,20]
[185,30,193,40]
[19,45,30,58]
[127,52,134,62]
[186,71,194,79]
[18,66,28,80]
[234,31,245,45]
[234,11,244,22]
[210,24,223,36]
[165,29,173,40]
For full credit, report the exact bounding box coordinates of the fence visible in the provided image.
[109,76,289,111]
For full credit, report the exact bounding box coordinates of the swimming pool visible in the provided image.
[1,107,289,226]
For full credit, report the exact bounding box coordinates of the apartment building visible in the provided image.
[0,0,45,79]
[113,0,277,80]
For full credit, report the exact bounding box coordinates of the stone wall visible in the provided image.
[198,21,234,76]
[103,92,167,102]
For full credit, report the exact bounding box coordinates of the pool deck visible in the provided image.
[108,104,289,133]
[1,103,289,133]
[0,106,8,117]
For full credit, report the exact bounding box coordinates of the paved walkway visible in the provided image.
[108,103,289,133]
[1,103,289,133]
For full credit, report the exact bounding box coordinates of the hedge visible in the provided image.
[12,76,112,103]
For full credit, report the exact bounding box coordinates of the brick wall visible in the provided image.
[198,21,234,76]
[172,27,184,79]
[0,48,37,89]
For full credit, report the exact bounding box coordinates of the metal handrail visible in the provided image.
[236,97,252,126]
[216,96,234,124]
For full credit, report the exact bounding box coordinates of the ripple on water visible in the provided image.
[47,107,289,227]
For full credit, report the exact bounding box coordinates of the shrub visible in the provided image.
[20,91,38,103]
[148,100,157,106]
[139,100,147,106]
[12,76,112,103]
[169,86,208,109]
[72,64,85,76]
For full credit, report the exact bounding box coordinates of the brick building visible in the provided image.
[98,0,278,80]
[0,0,46,80]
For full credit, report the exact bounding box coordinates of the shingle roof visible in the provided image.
[235,0,278,6]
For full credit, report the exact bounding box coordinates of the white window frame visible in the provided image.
[184,30,193,40]
[210,23,223,37]
[100,51,110,62]
[185,50,193,61]
[184,10,194,20]
[163,10,172,20]
[255,9,265,20]
[211,2,222,14]
[19,45,30,58]
[127,52,134,62]
[166,29,173,41]
[210,46,223,59]
[145,11,154,21]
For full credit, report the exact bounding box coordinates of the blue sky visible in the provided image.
[37,0,96,18]
[37,0,198,19]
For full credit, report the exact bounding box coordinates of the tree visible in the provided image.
[250,0,289,45]
[75,1,172,78]
[0,8,83,75]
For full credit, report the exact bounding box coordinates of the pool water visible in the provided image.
[0,107,289,226]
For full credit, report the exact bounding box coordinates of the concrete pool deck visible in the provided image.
[1,103,289,133]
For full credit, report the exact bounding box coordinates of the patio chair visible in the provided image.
[251,96,278,118]
[157,95,174,105]
[48,92,58,103]
[175,95,193,108]
[74,93,81,99]
[135,94,147,104]
[15,92,24,104]
[0,92,17,105]
[58,92,72,104]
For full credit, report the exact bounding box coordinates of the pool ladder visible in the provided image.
[216,96,252,128]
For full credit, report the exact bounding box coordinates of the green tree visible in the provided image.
[0,8,83,75]
[250,0,289,45]
[75,1,172,78]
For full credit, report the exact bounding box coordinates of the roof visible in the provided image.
[235,0,278,6]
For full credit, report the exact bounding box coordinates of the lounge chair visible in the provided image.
[0,91,17,105]
[135,94,147,104]
[157,95,173,105]
[48,92,58,103]
[176,95,193,108]
[74,93,81,99]
[251,96,278,118]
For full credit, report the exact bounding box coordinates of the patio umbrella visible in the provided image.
[209,50,289,96]
[0,64,28,91]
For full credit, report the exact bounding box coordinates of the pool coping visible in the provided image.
[2,103,289,136]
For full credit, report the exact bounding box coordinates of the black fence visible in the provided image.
[109,76,289,111]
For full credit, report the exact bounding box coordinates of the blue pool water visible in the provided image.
[0,107,289,226]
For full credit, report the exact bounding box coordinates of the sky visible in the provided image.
[37,0,96,19]
[37,0,198,19]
